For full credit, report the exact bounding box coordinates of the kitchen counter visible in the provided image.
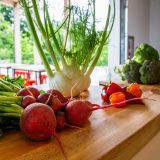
[131,131,160,160]
[0,85,159,160]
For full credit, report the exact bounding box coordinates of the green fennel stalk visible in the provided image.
[19,0,115,97]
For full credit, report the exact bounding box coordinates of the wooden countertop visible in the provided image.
[0,85,160,160]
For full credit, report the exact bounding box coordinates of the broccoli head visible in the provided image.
[114,60,141,83]
[139,60,160,84]
[122,60,141,83]
[133,43,159,64]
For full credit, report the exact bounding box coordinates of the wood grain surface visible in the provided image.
[0,85,160,160]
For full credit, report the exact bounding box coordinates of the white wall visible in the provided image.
[108,0,120,73]
[149,0,160,51]
[128,0,150,50]
[128,0,160,52]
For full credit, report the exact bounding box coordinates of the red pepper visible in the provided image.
[106,82,124,95]
[124,91,144,105]
[101,86,109,102]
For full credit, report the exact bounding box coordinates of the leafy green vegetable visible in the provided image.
[2,76,24,88]
[115,60,141,83]
[0,94,23,136]
[19,0,115,97]
[115,43,160,84]
[139,60,160,84]
[133,43,159,64]
[39,89,45,94]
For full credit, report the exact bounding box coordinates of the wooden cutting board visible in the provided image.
[0,85,160,160]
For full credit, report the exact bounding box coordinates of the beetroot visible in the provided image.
[17,87,40,99]
[50,96,67,112]
[56,113,80,132]
[20,103,66,158]
[65,98,146,127]
[22,95,36,108]
[37,93,67,112]
[47,89,68,103]
[65,100,93,126]
[37,93,52,105]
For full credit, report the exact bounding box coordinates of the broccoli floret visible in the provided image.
[114,60,141,83]
[122,60,141,83]
[139,60,160,84]
[133,43,159,64]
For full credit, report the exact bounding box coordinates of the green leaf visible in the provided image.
[2,76,24,87]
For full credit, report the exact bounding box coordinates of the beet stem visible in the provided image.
[45,92,53,105]
[65,123,82,129]
[92,104,101,108]
[25,87,35,97]
[91,97,156,111]
[52,131,68,160]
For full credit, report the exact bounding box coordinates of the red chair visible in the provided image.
[15,70,36,86]
[41,74,48,84]
[0,74,5,78]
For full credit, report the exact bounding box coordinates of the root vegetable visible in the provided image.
[65,98,149,126]
[56,113,80,132]
[20,103,66,158]
[22,95,36,108]
[65,100,97,126]
[17,87,40,99]
[37,92,67,112]
[47,89,68,103]
[50,96,67,112]
[37,93,52,105]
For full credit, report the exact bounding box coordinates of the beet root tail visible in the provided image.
[91,97,156,111]
[65,123,82,129]
[52,131,68,160]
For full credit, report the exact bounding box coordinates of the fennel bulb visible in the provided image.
[49,72,91,97]
[19,0,115,97]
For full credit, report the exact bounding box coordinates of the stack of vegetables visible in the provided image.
[115,43,160,84]
[101,82,143,107]
[0,80,146,158]
[0,78,23,136]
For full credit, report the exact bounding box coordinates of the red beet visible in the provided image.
[65,100,93,126]
[47,89,68,103]
[37,93,53,105]
[17,87,40,99]
[37,93,67,112]
[56,113,80,132]
[20,103,66,158]
[22,95,36,108]
[50,96,67,112]
[65,98,146,126]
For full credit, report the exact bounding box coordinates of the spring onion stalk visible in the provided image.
[19,0,115,97]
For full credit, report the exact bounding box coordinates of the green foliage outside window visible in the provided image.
[0,4,108,66]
